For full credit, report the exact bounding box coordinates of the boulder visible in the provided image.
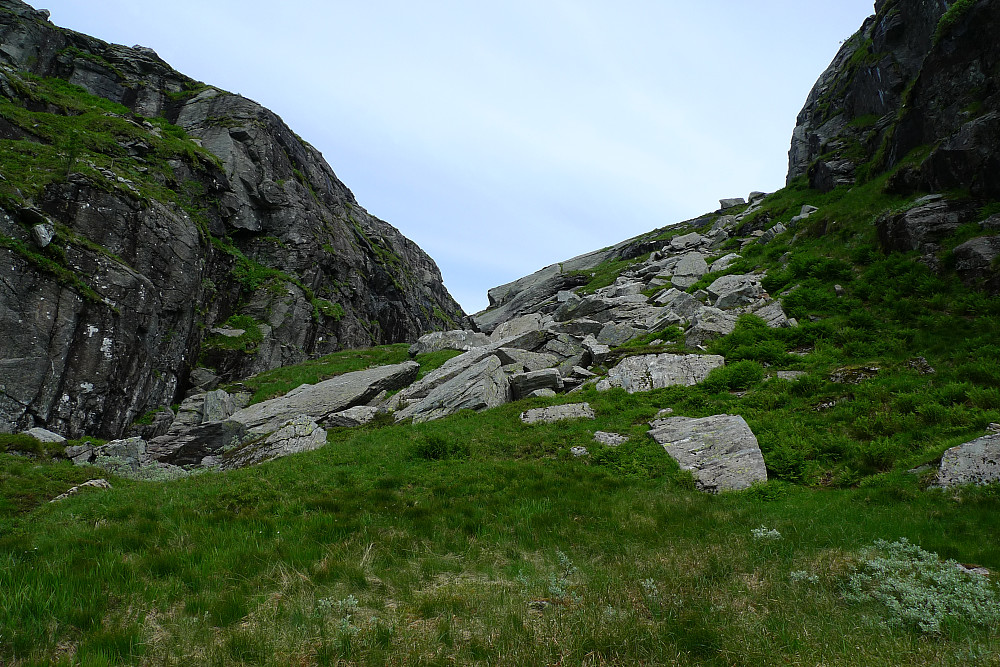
[491,313,553,342]
[510,369,564,399]
[758,223,788,245]
[147,420,248,466]
[594,431,629,447]
[685,307,739,347]
[548,318,604,337]
[648,414,767,492]
[670,232,705,251]
[324,405,378,427]
[202,389,241,423]
[21,427,65,443]
[748,191,767,203]
[520,403,595,424]
[596,322,642,347]
[409,329,491,355]
[934,433,1000,488]
[582,336,611,366]
[668,252,709,290]
[709,253,741,273]
[953,236,1000,286]
[230,361,419,433]
[221,415,327,469]
[747,300,791,328]
[876,197,975,254]
[707,274,763,309]
[653,288,702,319]
[395,355,511,423]
[30,222,55,248]
[719,198,747,209]
[188,367,221,392]
[596,353,724,393]
[528,388,557,398]
[495,347,559,372]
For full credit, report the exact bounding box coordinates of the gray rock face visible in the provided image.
[324,405,379,428]
[231,361,419,433]
[596,322,642,347]
[719,198,746,209]
[495,347,560,372]
[669,253,710,290]
[953,236,1000,289]
[876,198,975,255]
[597,354,724,393]
[395,355,511,423]
[21,427,65,443]
[520,403,595,424]
[649,414,767,492]
[935,433,1000,488]
[710,253,741,273]
[653,288,702,320]
[409,330,491,356]
[222,415,327,469]
[147,420,247,466]
[0,7,464,439]
[491,313,551,342]
[510,369,564,399]
[707,274,764,309]
[685,307,739,347]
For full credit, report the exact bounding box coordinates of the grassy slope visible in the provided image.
[3,97,1000,667]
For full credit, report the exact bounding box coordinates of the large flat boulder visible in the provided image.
[230,361,419,433]
[394,355,511,423]
[597,353,724,393]
[685,307,739,347]
[707,274,764,309]
[935,433,1000,488]
[649,414,767,492]
[510,368,563,399]
[409,330,491,355]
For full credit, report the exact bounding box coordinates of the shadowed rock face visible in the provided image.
[0,0,463,437]
[787,0,1000,198]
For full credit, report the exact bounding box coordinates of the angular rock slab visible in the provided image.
[409,329,491,355]
[596,354,724,394]
[510,368,563,399]
[222,415,327,469]
[231,361,419,433]
[395,355,511,424]
[935,433,1000,488]
[325,405,379,428]
[649,414,767,492]
[520,403,595,424]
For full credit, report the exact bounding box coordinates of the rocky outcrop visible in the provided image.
[409,330,491,356]
[230,361,418,433]
[596,354,724,394]
[648,414,767,492]
[934,432,1000,488]
[788,0,1000,209]
[221,415,327,470]
[0,0,463,438]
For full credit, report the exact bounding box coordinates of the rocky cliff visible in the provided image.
[787,0,1000,197]
[0,0,463,438]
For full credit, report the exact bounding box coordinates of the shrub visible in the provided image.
[702,360,765,392]
[413,434,469,461]
[845,538,1000,634]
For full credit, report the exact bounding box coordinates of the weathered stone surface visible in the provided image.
[548,318,604,337]
[707,274,763,309]
[670,232,705,251]
[147,420,247,466]
[685,307,739,347]
[490,314,551,342]
[670,252,710,289]
[31,222,54,247]
[495,347,559,372]
[935,433,1000,488]
[520,403,595,424]
[409,330,491,355]
[188,367,221,392]
[395,355,511,423]
[953,236,1000,288]
[776,371,807,381]
[649,414,767,492]
[510,369,564,399]
[597,354,724,393]
[719,198,746,209]
[653,288,702,319]
[758,223,788,244]
[582,336,611,366]
[231,361,419,433]
[710,253,741,273]
[221,415,327,470]
[527,388,557,398]
[596,322,642,347]
[202,389,240,424]
[21,427,65,443]
[570,446,589,457]
[50,478,112,502]
[594,431,629,447]
[746,299,791,329]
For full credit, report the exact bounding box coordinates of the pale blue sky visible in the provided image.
[38,1,876,312]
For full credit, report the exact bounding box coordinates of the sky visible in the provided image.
[36,1,876,313]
